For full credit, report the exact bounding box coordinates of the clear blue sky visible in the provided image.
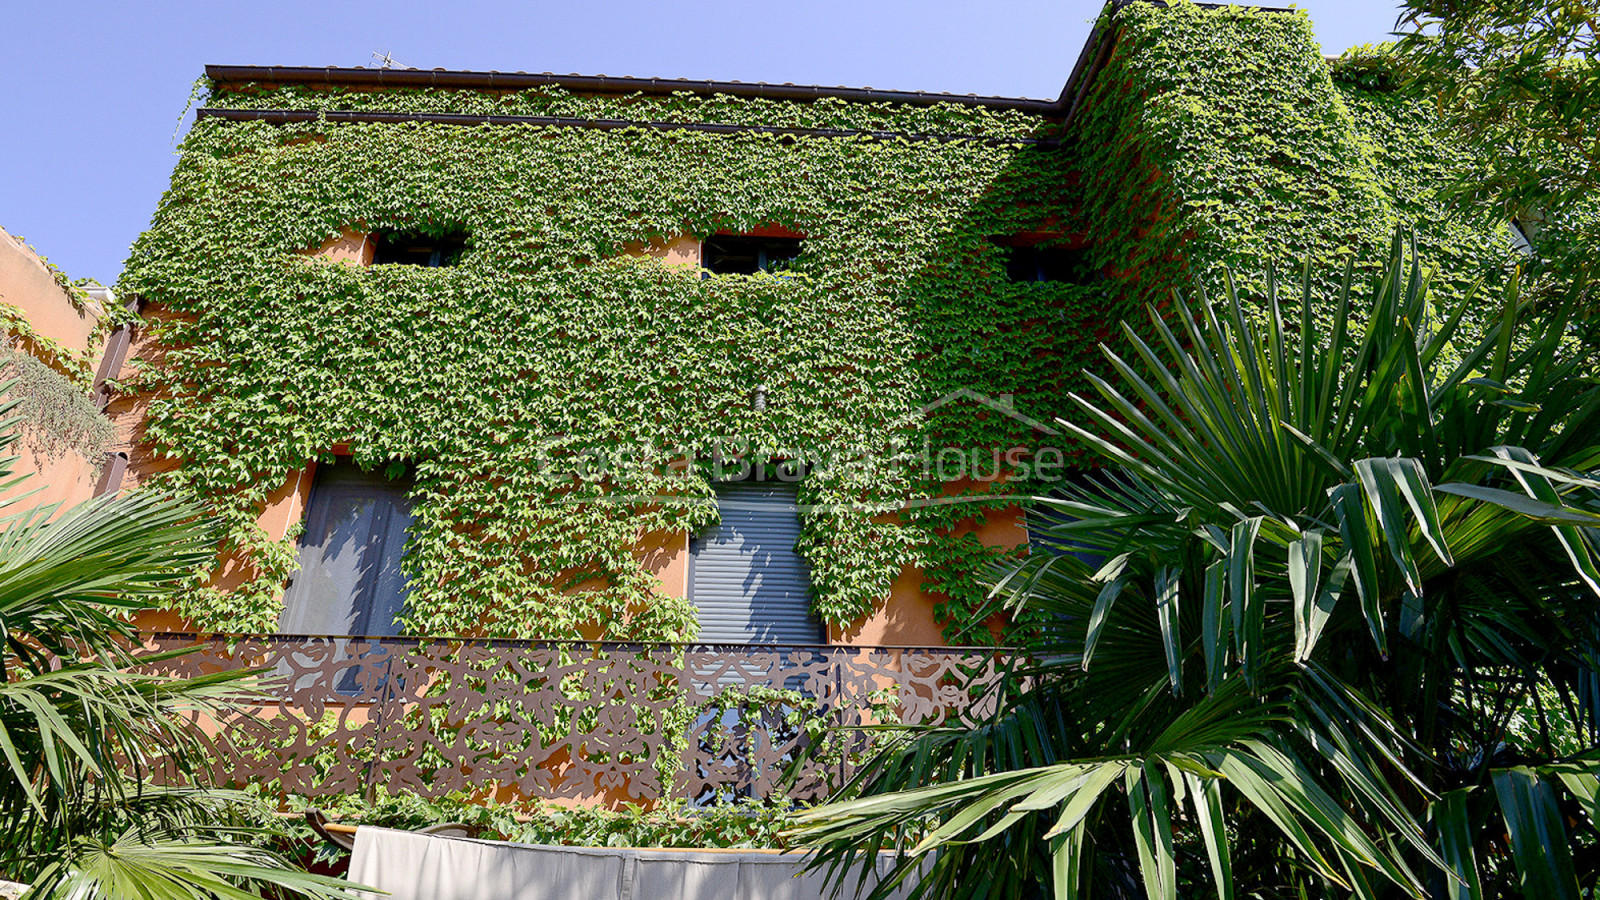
[1,0,1406,286]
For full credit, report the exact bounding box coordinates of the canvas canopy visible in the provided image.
[348,826,917,900]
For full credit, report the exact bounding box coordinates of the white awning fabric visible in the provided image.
[348,826,917,900]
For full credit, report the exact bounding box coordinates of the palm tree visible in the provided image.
[0,397,358,899]
[792,236,1600,899]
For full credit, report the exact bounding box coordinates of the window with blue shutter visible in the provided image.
[1027,473,1109,572]
[689,480,822,644]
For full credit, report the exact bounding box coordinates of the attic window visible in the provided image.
[703,235,802,275]
[994,240,1098,285]
[373,231,469,267]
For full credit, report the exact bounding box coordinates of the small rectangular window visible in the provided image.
[373,231,468,267]
[995,240,1098,285]
[703,236,803,275]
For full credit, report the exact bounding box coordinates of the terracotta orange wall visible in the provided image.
[622,233,701,268]
[206,463,317,595]
[833,498,1028,648]
[0,228,104,355]
[0,228,109,516]
[0,446,102,516]
[310,229,376,266]
[130,462,316,635]
[638,528,689,597]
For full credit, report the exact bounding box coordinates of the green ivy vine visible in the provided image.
[265,790,807,864]
[1070,2,1521,324]
[118,1,1526,642]
[121,73,1101,640]
[0,346,112,464]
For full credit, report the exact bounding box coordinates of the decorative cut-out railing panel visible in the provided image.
[138,635,1016,804]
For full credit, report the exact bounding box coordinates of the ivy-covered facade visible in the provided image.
[112,1,1523,647]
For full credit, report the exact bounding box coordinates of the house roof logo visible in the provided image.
[539,387,1069,512]
[904,388,1061,437]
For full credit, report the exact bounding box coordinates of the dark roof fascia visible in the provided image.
[194,107,1062,148]
[1055,9,1123,127]
[204,64,1064,115]
[203,3,1305,135]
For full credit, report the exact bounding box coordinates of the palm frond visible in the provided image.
[797,234,1600,898]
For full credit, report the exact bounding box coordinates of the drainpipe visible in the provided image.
[89,288,139,410]
[86,287,140,496]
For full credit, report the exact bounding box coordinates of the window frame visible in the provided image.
[371,231,470,268]
[277,461,416,638]
[686,475,823,645]
[701,235,804,276]
[991,237,1099,285]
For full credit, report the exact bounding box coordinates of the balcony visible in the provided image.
[139,634,1015,805]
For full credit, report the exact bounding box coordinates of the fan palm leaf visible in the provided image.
[793,234,1600,898]
[0,383,362,898]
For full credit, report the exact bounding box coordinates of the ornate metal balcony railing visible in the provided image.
[138,634,1017,804]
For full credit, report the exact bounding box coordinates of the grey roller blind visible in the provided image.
[1028,505,1105,570]
[690,481,822,644]
[1027,474,1107,571]
[279,463,413,636]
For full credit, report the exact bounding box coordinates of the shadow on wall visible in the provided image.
[873,140,1142,642]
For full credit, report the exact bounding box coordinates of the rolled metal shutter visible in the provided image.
[690,481,823,644]
[1027,475,1107,571]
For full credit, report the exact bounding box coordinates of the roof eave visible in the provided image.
[203,64,1066,115]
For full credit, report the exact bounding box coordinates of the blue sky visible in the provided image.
[2,0,1407,286]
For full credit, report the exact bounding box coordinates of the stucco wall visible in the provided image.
[0,229,102,354]
[0,228,109,514]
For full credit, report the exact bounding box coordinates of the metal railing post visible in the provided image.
[362,647,400,804]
